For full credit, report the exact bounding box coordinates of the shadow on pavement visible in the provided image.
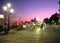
[0,37,8,43]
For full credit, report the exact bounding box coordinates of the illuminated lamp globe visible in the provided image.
[7,3,11,8]
[10,9,14,13]
[3,6,7,11]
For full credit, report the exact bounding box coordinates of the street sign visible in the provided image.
[0,14,4,18]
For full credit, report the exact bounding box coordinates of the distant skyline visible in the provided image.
[0,0,59,21]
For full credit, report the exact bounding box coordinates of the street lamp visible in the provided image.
[3,6,7,11]
[3,3,14,32]
[10,9,14,13]
[7,3,11,8]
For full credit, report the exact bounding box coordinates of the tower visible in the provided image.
[59,0,60,14]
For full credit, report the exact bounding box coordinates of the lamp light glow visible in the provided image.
[10,9,14,13]
[7,3,11,8]
[36,17,40,21]
[3,6,7,11]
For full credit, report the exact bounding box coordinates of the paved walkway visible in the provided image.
[0,27,60,43]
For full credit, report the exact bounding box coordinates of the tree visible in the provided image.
[31,19,35,22]
[43,18,49,24]
[49,13,58,24]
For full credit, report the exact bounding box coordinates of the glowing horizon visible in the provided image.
[1,0,59,21]
[12,0,58,21]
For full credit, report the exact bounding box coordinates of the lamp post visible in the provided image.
[3,3,14,32]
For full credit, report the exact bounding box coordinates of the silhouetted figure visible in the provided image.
[41,24,43,28]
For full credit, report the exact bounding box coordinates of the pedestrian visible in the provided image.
[41,24,43,28]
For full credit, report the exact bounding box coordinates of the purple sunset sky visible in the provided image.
[10,0,59,21]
